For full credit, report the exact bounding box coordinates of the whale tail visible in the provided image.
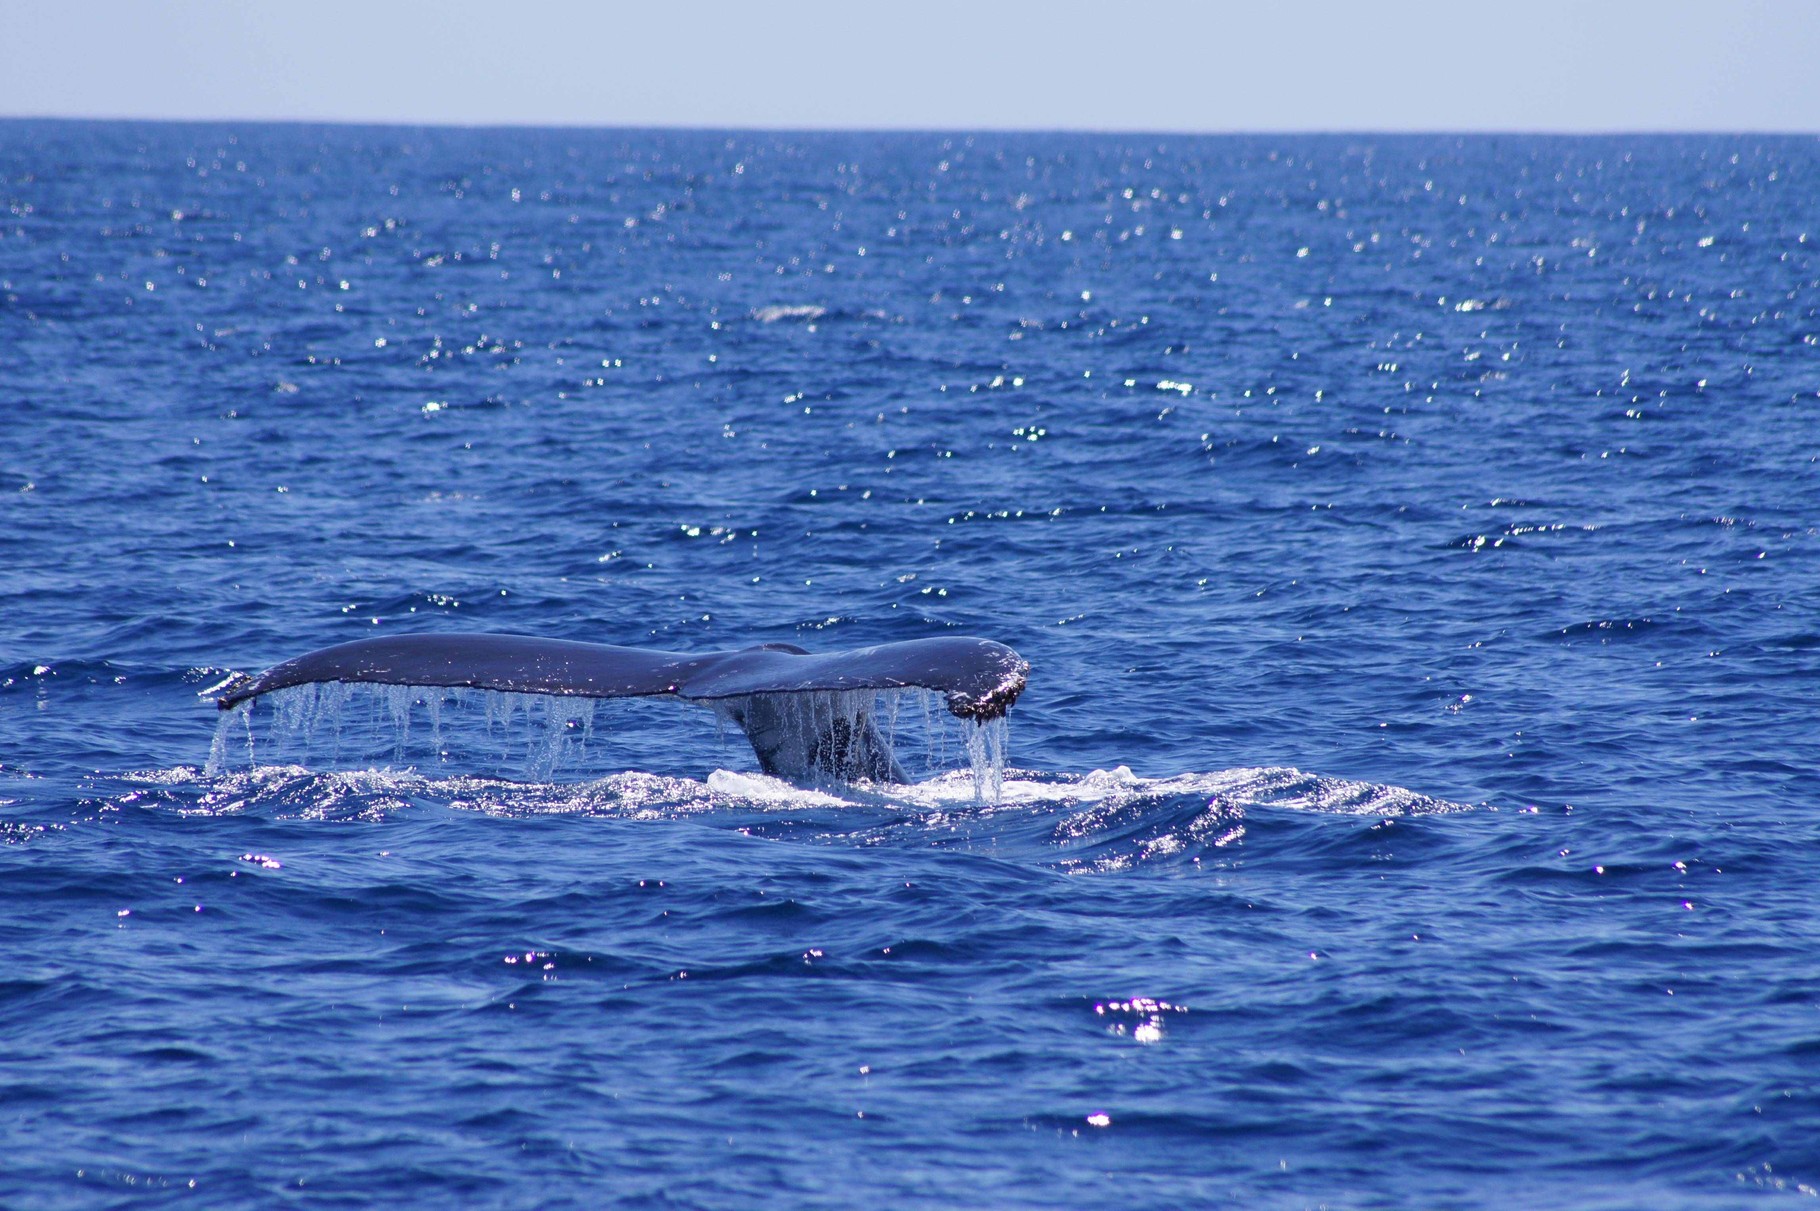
[711,692,908,784]
[213,632,1028,784]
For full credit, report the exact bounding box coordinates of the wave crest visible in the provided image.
[118,760,1471,873]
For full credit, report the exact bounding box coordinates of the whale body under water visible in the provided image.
[215,633,1030,784]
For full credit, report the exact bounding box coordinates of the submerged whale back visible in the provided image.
[214,633,1028,783]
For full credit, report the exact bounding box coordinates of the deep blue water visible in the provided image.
[3,120,1819,1208]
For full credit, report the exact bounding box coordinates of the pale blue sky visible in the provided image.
[3,0,1817,132]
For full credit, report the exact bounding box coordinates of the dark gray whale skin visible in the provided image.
[214,633,1029,783]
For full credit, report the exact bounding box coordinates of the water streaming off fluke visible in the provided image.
[210,681,1014,800]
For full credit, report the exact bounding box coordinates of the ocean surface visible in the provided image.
[2,120,1818,1208]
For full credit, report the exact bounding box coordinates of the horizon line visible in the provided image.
[5,112,1818,140]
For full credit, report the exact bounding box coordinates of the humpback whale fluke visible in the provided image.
[214,633,1029,784]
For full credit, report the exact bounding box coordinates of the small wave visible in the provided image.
[131,763,728,823]
[750,304,826,323]
[1448,519,1599,552]
[1552,615,1713,643]
[1026,765,1469,873]
[1,658,127,689]
[0,820,52,845]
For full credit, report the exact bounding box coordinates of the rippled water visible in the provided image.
[3,121,1819,1208]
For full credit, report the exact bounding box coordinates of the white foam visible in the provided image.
[704,768,850,806]
[750,304,826,322]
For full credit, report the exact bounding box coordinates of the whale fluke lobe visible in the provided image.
[215,633,1028,783]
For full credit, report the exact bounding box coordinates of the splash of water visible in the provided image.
[206,701,253,775]
[965,715,1008,803]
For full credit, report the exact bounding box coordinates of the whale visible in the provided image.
[214,633,1029,783]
